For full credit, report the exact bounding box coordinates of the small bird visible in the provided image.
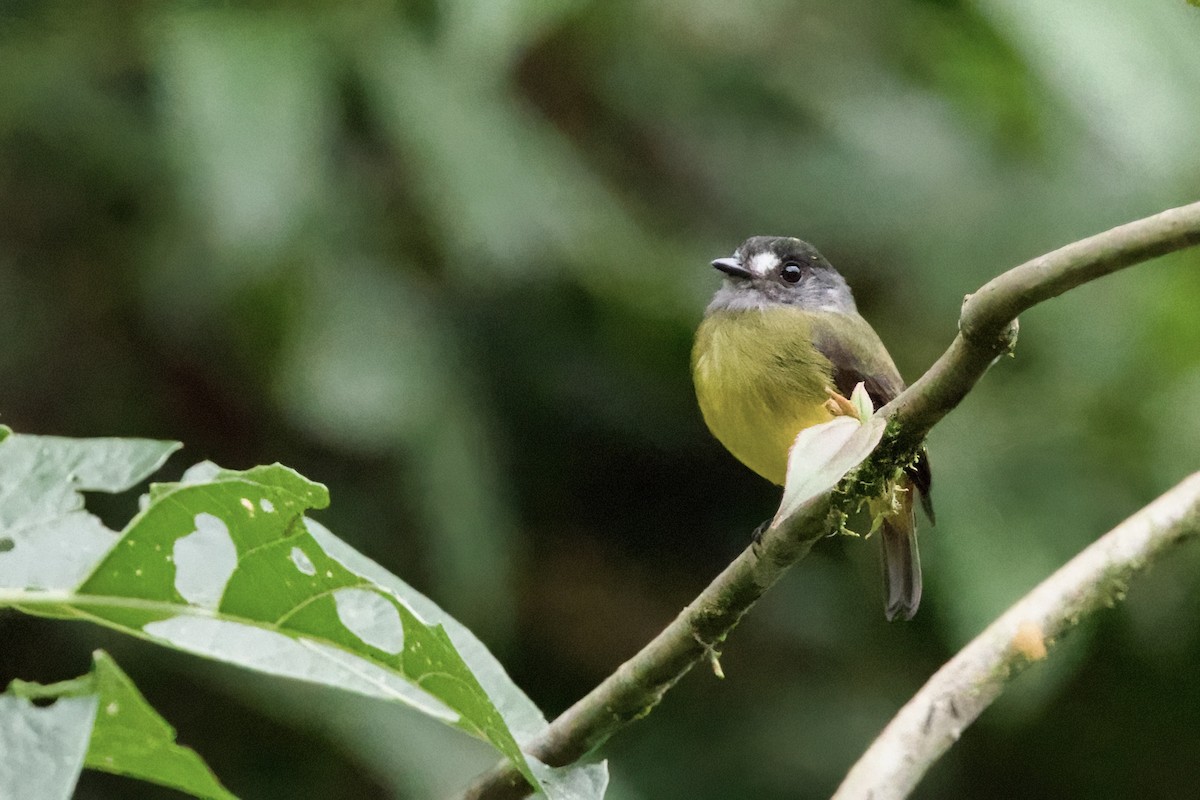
[692,236,933,621]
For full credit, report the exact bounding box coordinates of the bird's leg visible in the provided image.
[824,387,860,419]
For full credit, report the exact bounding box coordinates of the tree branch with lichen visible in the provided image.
[458,200,1200,800]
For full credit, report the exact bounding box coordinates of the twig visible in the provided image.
[833,472,1200,800]
[459,200,1200,800]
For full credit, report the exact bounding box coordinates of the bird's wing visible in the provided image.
[810,314,934,522]
[808,313,904,405]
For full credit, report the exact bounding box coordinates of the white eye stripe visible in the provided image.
[748,252,779,276]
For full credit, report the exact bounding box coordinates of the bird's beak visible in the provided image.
[711,257,752,279]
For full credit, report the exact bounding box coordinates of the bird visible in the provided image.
[691,236,933,620]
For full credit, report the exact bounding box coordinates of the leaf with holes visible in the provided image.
[2,650,234,799]
[0,428,606,800]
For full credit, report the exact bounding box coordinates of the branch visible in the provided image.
[833,472,1200,800]
[460,495,837,800]
[459,200,1200,800]
[885,201,1200,440]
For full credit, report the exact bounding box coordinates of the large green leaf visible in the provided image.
[2,650,234,799]
[0,430,607,799]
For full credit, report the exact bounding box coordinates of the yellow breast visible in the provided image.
[692,309,836,486]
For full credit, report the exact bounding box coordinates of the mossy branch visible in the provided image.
[459,200,1200,800]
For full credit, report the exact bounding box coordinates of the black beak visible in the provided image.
[712,257,752,279]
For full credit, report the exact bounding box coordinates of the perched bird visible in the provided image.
[692,236,933,620]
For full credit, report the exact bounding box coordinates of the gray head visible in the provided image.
[706,236,857,315]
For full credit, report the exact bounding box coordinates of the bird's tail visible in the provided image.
[879,483,922,622]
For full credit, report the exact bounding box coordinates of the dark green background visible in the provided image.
[3,2,1200,798]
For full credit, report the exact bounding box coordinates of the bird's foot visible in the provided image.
[824,388,860,419]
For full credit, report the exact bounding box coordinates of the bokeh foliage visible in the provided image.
[2,1,1200,798]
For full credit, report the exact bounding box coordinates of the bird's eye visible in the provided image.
[781,262,804,283]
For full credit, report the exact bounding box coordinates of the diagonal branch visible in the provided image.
[459,200,1200,800]
[885,201,1200,440]
[833,471,1200,800]
[460,495,837,800]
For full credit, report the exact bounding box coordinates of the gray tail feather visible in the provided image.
[880,495,922,622]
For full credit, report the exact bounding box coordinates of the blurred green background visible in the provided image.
[3,1,1200,798]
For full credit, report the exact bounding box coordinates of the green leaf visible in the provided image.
[0,431,180,589]
[302,518,547,740]
[3,651,234,800]
[0,683,96,800]
[0,431,605,799]
[304,519,611,797]
[85,652,237,798]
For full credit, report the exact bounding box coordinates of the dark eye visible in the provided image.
[781,262,804,283]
